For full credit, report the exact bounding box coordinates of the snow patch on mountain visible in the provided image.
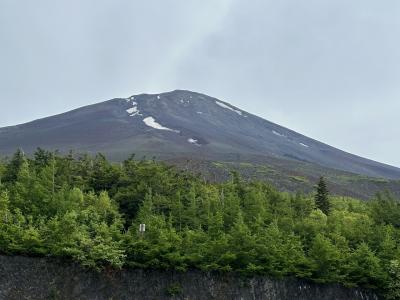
[126,107,137,114]
[272,130,285,137]
[188,138,200,146]
[215,101,243,116]
[300,143,309,148]
[126,101,142,116]
[143,117,179,133]
[179,98,191,105]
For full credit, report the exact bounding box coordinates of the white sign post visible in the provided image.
[139,223,146,238]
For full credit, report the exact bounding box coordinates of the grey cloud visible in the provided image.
[0,0,399,166]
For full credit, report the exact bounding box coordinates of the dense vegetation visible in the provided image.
[1,149,400,298]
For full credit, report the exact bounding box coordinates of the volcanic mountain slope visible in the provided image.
[0,89,399,181]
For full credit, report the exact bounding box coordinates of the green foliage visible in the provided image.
[308,234,345,282]
[315,176,330,215]
[346,243,385,289]
[370,191,400,228]
[1,149,400,298]
[387,260,400,299]
[165,283,182,296]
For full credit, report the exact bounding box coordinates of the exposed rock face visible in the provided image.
[0,255,380,300]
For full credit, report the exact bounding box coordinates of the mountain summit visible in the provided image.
[0,90,399,179]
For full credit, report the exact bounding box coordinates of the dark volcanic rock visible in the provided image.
[0,90,399,179]
[0,255,380,300]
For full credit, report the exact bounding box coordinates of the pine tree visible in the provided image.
[3,149,27,183]
[315,177,330,215]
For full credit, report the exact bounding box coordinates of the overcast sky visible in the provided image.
[1,0,399,166]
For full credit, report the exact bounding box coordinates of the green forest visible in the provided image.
[1,149,400,298]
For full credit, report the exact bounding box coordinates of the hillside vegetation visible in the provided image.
[1,149,400,298]
[168,158,400,200]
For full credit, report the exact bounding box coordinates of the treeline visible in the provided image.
[1,149,400,298]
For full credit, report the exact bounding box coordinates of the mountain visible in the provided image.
[0,90,399,182]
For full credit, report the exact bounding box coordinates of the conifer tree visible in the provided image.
[315,176,330,215]
[3,149,27,183]
[2,149,400,294]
